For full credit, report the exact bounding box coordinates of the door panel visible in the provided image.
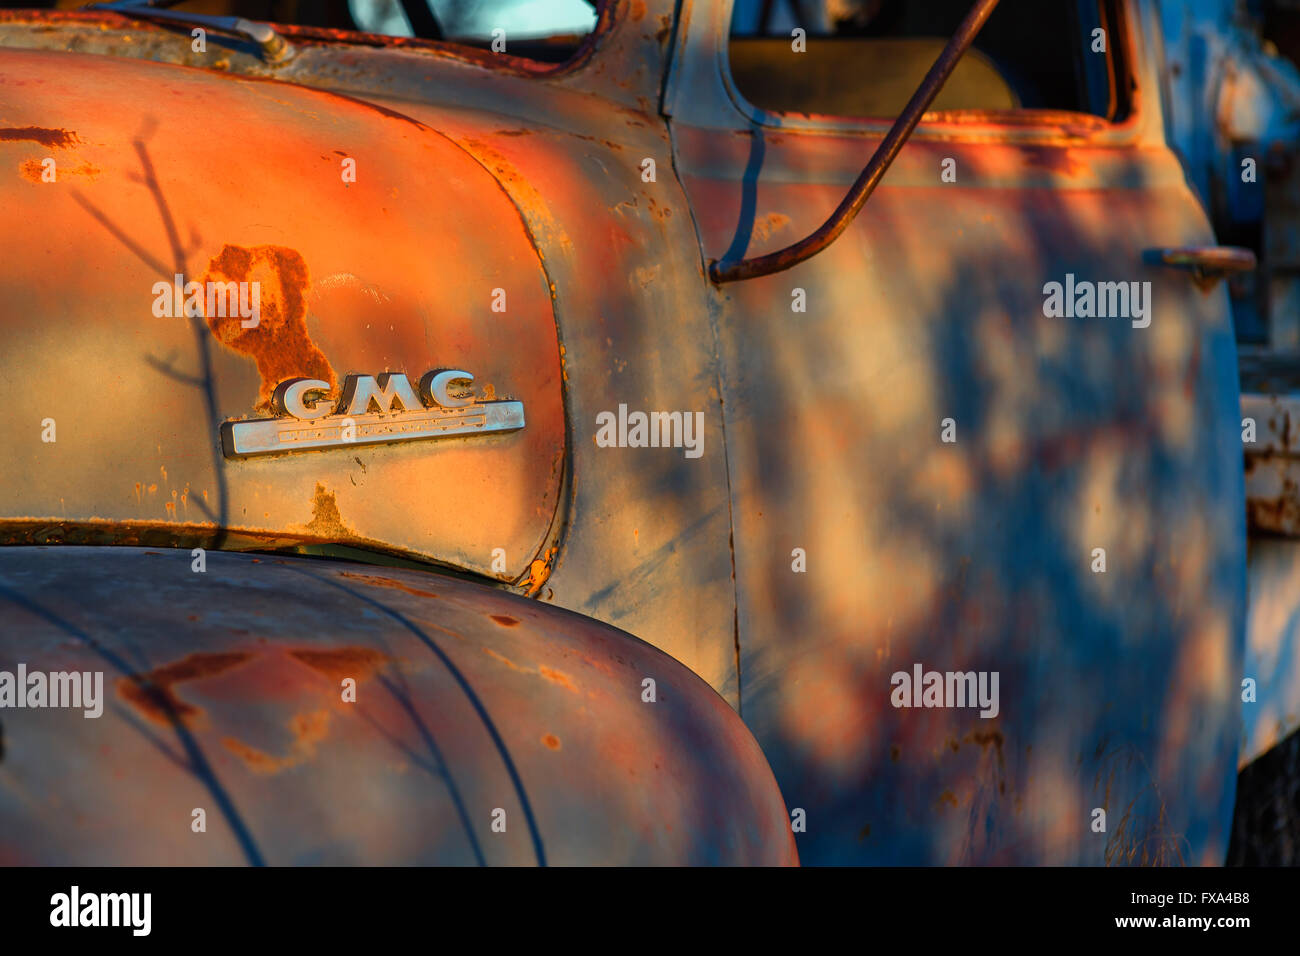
[668,0,1246,863]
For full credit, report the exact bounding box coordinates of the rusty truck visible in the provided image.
[0,0,1295,865]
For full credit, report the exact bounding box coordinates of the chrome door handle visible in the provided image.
[1153,246,1257,288]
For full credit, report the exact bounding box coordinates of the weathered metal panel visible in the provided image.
[667,0,1247,864]
[0,46,566,585]
[1237,350,1300,763]
[1241,536,1300,766]
[0,0,1264,867]
[0,547,796,865]
[0,0,742,721]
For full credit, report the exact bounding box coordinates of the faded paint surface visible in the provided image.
[0,46,566,585]
[0,547,795,865]
[0,3,741,707]
[666,0,1246,863]
[1241,537,1300,765]
[1239,350,1300,762]
[0,0,1261,866]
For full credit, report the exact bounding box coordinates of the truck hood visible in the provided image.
[0,46,566,585]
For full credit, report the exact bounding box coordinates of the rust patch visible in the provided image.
[338,570,439,600]
[629,0,646,20]
[20,158,100,182]
[524,546,557,596]
[964,728,1005,767]
[489,614,519,627]
[484,647,528,673]
[306,483,351,537]
[751,212,791,243]
[539,665,576,692]
[0,127,80,148]
[542,733,561,750]
[117,652,252,726]
[937,789,959,810]
[222,709,331,774]
[655,13,672,45]
[288,646,387,683]
[1246,464,1300,535]
[200,244,336,412]
[222,736,279,772]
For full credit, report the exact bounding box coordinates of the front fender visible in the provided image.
[0,547,796,865]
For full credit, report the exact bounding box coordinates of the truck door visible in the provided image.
[665,0,1247,863]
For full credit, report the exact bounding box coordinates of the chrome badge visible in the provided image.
[221,370,525,458]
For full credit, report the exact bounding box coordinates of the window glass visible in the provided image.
[349,0,597,44]
[7,0,599,64]
[728,0,1122,120]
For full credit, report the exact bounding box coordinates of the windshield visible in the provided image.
[354,0,595,41]
[4,0,599,60]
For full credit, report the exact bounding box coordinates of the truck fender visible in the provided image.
[0,547,797,865]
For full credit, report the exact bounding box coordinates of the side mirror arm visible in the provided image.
[708,0,1003,284]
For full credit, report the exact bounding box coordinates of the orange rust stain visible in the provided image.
[937,790,959,810]
[524,546,557,596]
[117,652,252,726]
[630,0,646,20]
[338,570,439,600]
[0,127,80,148]
[292,709,330,743]
[222,709,331,774]
[542,733,561,750]
[752,212,791,242]
[19,158,99,182]
[288,646,387,683]
[484,647,528,673]
[306,483,351,537]
[489,614,519,627]
[221,737,280,772]
[459,137,525,192]
[539,665,576,692]
[200,245,336,412]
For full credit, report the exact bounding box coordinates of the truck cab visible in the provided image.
[0,0,1281,865]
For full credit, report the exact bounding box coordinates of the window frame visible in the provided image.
[663,0,1159,150]
[243,0,616,76]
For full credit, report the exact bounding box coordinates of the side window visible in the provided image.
[727,0,1127,120]
[61,0,604,64]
